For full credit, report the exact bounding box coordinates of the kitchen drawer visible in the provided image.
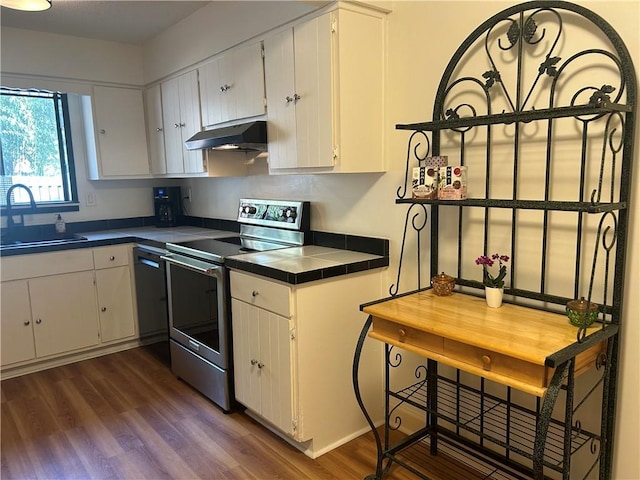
[370,318,443,355]
[443,339,549,388]
[0,249,94,281]
[93,245,130,269]
[230,270,292,318]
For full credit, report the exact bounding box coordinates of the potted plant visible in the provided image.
[475,253,509,307]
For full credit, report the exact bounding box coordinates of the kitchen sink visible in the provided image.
[0,232,88,249]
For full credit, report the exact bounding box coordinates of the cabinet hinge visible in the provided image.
[292,417,298,431]
[290,326,296,340]
[261,43,265,59]
[331,19,338,34]
[333,146,339,161]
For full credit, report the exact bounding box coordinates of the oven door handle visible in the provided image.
[161,253,222,276]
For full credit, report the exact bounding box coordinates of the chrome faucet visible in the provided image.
[6,183,37,230]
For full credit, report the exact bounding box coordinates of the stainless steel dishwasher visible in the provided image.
[133,245,170,363]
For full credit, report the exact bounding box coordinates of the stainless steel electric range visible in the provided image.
[161,198,310,411]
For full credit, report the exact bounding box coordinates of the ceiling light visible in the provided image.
[1,0,51,11]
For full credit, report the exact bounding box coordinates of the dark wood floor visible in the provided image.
[1,344,488,480]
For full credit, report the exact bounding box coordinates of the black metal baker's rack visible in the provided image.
[353,2,636,479]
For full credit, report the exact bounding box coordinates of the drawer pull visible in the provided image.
[482,355,492,370]
[109,256,116,261]
[252,290,259,297]
[398,328,407,342]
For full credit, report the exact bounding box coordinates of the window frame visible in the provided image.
[1,87,80,216]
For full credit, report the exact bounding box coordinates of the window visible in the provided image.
[0,87,78,210]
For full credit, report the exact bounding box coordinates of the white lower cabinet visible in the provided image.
[0,280,36,366]
[0,245,138,375]
[230,268,384,458]
[29,271,100,358]
[232,298,294,435]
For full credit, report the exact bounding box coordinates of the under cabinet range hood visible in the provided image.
[185,120,267,151]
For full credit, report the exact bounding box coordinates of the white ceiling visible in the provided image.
[0,1,216,45]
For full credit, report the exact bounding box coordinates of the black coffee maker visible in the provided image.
[153,187,181,227]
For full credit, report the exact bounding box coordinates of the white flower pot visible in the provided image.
[485,287,503,308]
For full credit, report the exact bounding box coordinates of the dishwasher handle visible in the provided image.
[134,247,166,270]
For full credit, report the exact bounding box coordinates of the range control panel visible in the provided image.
[237,198,310,232]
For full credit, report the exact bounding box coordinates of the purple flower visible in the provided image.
[475,253,510,288]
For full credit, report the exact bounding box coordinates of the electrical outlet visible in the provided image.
[86,192,96,207]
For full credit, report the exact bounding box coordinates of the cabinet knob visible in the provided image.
[250,359,258,365]
[252,290,259,297]
[219,84,231,92]
[109,256,116,261]
[180,123,186,128]
[35,318,42,324]
[293,93,301,102]
[174,123,180,128]
[482,355,492,370]
[100,129,106,134]
[285,96,294,104]
[24,320,30,326]
[398,328,407,342]
[257,362,264,369]
[156,127,163,132]
[101,307,107,312]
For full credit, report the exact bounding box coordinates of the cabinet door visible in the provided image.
[29,271,100,358]
[264,28,298,169]
[232,298,262,413]
[144,84,167,175]
[258,306,294,435]
[293,13,334,168]
[265,15,333,170]
[161,76,186,174]
[199,59,224,127]
[233,42,266,121]
[178,70,205,174]
[231,298,294,435]
[0,280,35,366]
[95,266,136,343]
[92,86,150,176]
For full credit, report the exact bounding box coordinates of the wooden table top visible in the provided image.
[363,289,598,367]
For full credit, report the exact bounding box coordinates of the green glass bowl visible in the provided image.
[566,297,599,328]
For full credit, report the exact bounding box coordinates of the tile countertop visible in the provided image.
[81,226,233,245]
[226,246,388,285]
[1,226,389,285]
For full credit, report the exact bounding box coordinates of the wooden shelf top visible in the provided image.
[363,290,598,367]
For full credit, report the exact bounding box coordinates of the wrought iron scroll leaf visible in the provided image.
[483,8,563,113]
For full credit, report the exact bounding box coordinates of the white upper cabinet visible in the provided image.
[199,41,266,126]
[85,86,151,179]
[161,70,206,175]
[144,84,167,175]
[264,7,386,173]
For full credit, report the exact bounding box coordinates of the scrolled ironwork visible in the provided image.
[388,204,428,296]
[386,346,403,368]
[397,130,430,200]
[595,352,607,370]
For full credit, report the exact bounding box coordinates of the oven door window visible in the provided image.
[168,263,226,364]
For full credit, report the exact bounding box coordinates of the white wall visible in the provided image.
[1,1,638,477]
